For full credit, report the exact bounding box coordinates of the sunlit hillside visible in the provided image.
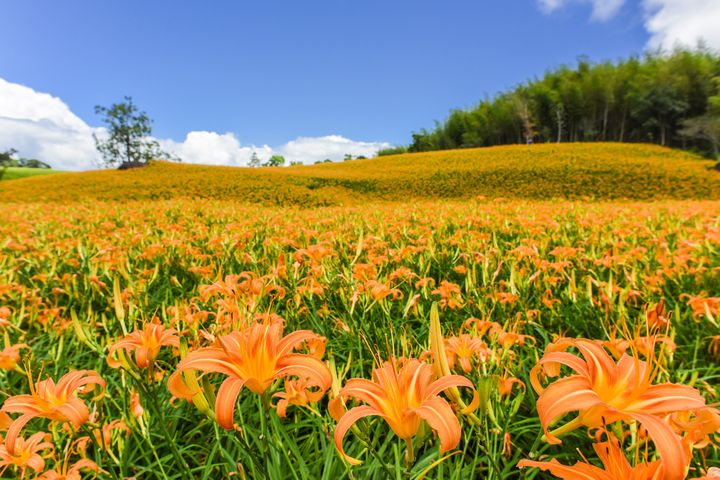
[1,166,63,181]
[2,143,718,204]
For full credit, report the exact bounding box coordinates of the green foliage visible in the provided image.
[263,154,286,167]
[17,158,52,168]
[1,167,63,181]
[409,48,720,156]
[94,96,178,168]
[0,199,718,478]
[377,146,408,156]
[0,148,18,181]
[248,152,262,168]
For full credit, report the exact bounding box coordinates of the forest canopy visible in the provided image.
[408,48,720,157]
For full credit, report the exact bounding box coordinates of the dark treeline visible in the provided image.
[406,48,720,157]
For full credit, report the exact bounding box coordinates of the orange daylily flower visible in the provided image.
[107,321,179,368]
[530,339,706,480]
[682,294,720,319]
[273,378,325,417]
[646,300,671,331]
[431,281,463,309]
[168,317,331,429]
[443,334,489,372]
[519,433,664,480]
[0,412,11,432]
[39,457,100,480]
[0,343,29,370]
[0,432,54,477]
[334,357,478,465]
[130,390,144,419]
[0,307,11,327]
[497,375,525,398]
[77,407,130,455]
[672,407,720,449]
[1,370,105,455]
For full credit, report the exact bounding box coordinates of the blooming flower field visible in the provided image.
[3,143,719,205]
[1,195,719,478]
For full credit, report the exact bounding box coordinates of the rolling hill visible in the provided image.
[1,167,63,181]
[1,143,718,205]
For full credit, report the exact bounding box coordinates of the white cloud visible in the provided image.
[643,0,720,51]
[537,0,626,21]
[278,135,391,164]
[158,131,273,167]
[0,77,104,170]
[0,77,392,171]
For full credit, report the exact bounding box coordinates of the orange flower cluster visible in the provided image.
[0,195,718,476]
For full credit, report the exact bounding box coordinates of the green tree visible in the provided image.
[17,158,51,168]
[248,152,262,168]
[0,148,18,181]
[94,96,177,168]
[406,48,720,156]
[263,155,285,167]
[680,76,720,159]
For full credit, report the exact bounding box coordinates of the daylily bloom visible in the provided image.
[672,407,720,449]
[529,338,706,480]
[39,457,100,480]
[273,378,325,417]
[431,281,463,309]
[519,433,664,480]
[497,375,525,398]
[0,432,53,477]
[0,412,11,432]
[0,343,29,370]
[443,334,489,372]
[334,357,478,465]
[0,307,11,327]
[646,300,671,331]
[107,321,179,368]
[1,370,105,455]
[130,390,144,419]
[168,317,331,429]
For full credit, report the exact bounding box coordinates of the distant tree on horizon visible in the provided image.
[263,155,285,167]
[0,148,18,181]
[94,96,179,168]
[248,152,262,167]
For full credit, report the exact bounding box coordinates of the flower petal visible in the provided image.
[413,396,462,453]
[334,405,381,465]
[215,377,246,429]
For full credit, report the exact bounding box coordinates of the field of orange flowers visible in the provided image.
[0,198,719,479]
[3,143,719,205]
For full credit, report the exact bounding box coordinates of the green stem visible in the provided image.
[404,437,415,466]
[138,380,191,473]
[546,415,583,441]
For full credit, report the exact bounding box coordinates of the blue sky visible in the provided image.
[0,0,717,169]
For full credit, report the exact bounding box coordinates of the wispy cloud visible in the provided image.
[537,0,626,21]
[642,0,720,50]
[537,0,720,50]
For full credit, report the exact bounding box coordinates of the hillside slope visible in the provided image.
[2,143,718,205]
[2,167,63,181]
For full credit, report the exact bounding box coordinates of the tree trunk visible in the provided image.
[602,101,609,140]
